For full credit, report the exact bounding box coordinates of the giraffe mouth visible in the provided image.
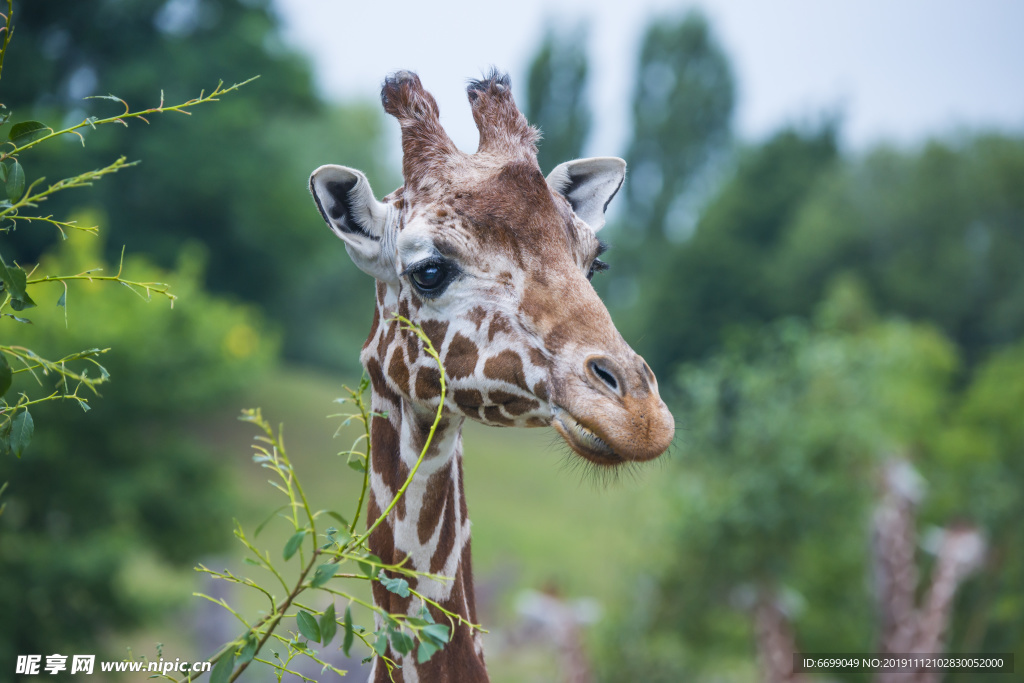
[552,407,622,465]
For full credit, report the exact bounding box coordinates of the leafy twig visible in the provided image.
[2,77,260,157]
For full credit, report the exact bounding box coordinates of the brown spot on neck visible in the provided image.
[420,319,450,352]
[487,312,513,342]
[483,349,529,392]
[467,306,487,330]
[488,390,540,416]
[482,405,515,426]
[415,365,442,400]
[445,333,479,379]
[388,348,411,395]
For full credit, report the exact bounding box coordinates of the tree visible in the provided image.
[926,339,1024,675]
[0,0,274,660]
[772,133,1024,369]
[632,123,839,377]
[2,0,396,372]
[0,236,274,663]
[599,282,978,682]
[525,22,591,174]
[620,10,735,246]
[603,9,736,346]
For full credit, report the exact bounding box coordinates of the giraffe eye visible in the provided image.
[408,259,454,296]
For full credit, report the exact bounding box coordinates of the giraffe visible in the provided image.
[309,69,674,682]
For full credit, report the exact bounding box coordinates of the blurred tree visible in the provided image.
[0,230,275,662]
[603,9,736,346]
[772,133,1024,369]
[2,0,395,372]
[632,123,839,377]
[927,340,1024,675]
[598,281,969,682]
[620,9,735,246]
[525,22,591,174]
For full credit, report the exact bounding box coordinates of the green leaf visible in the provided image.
[237,635,258,665]
[389,629,414,656]
[378,570,410,598]
[296,610,321,643]
[9,297,36,312]
[5,160,24,201]
[0,254,36,311]
[0,162,7,183]
[420,623,451,646]
[371,630,388,656]
[0,354,11,396]
[283,529,306,560]
[348,459,366,474]
[209,652,235,683]
[311,562,339,588]
[326,510,350,528]
[342,606,354,656]
[417,639,440,664]
[417,604,435,623]
[5,314,32,324]
[253,504,290,537]
[11,410,34,458]
[57,290,66,308]
[358,553,381,579]
[9,121,49,146]
[319,603,337,646]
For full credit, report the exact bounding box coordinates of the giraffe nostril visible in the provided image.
[587,358,621,395]
[642,360,656,386]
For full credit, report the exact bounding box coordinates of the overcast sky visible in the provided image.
[273,0,1024,160]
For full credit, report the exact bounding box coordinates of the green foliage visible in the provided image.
[621,9,735,244]
[773,134,1024,367]
[600,285,960,681]
[525,23,591,174]
[605,9,737,349]
[2,0,397,373]
[0,0,272,663]
[926,340,1024,667]
[0,232,274,663]
[627,124,839,376]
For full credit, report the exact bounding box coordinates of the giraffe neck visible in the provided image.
[364,325,489,682]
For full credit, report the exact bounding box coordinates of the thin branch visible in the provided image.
[3,77,260,157]
[1,214,99,238]
[0,157,137,219]
[347,315,447,551]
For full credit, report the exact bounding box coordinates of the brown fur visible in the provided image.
[483,350,529,392]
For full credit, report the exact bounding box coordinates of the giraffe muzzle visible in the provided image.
[551,407,622,464]
[550,352,675,466]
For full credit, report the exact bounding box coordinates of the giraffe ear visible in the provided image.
[310,165,396,282]
[546,157,626,232]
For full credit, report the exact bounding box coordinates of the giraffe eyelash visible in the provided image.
[586,240,610,281]
[587,258,609,281]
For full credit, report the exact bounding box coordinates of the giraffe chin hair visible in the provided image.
[552,408,624,466]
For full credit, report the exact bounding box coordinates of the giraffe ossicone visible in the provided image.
[310,69,673,682]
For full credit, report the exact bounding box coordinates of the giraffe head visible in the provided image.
[310,70,673,466]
